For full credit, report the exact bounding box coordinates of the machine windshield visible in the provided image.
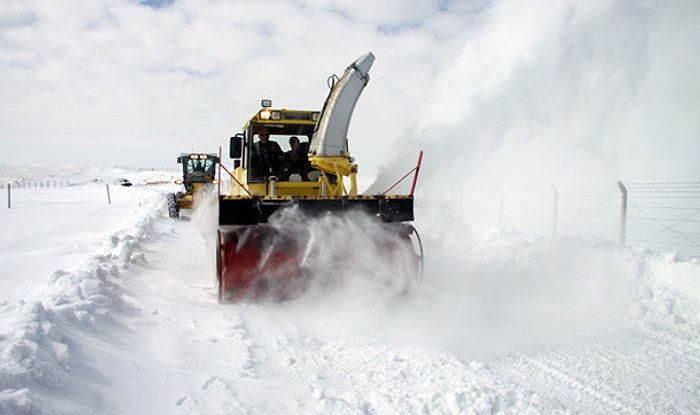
[249,131,313,181]
[186,157,215,176]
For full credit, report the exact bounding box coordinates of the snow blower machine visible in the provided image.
[167,153,219,218]
[215,52,423,302]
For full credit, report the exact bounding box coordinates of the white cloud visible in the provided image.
[2,0,698,195]
[1,0,478,167]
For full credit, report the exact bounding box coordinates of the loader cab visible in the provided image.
[177,153,218,193]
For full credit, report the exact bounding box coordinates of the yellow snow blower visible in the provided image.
[215,52,423,302]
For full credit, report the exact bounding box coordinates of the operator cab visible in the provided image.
[177,153,219,192]
[229,100,320,184]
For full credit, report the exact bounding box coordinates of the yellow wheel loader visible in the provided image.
[167,153,219,218]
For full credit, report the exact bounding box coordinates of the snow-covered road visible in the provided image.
[1,170,699,414]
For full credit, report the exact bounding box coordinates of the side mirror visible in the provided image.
[230,133,243,159]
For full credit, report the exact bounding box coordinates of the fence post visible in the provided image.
[550,184,558,239]
[6,183,10,209]
[106,184,111,204]
[617,181,627,244]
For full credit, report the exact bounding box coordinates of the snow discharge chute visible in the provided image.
[309,52,375,157]
[215,52,424,302]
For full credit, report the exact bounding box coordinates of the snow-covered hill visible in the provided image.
[0,167,698,414]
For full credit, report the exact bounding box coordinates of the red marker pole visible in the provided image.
[409,150,424,196]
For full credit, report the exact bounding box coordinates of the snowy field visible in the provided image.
[3,0,699,413]
[0,166,698,415]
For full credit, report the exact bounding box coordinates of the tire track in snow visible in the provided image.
[238,306,558,414]
[124,207,327,414]
[122,215,266,414]
[489,325,700,415]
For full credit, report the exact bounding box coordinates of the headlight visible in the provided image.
[260,109,271,120]
[271,111,281,120]
[312,112,320,121]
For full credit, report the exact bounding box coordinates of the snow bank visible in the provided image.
[424,229,700,355]
[0,170,173,414]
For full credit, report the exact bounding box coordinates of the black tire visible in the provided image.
[166,193,179,218]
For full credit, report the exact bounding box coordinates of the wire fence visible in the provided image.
[622,182,700,257]
[454,180,699,258]
[520,181,700,258]
[5,174,700,258]
[9,179,73,189]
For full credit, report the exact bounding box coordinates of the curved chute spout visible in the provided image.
[309,52,375,157]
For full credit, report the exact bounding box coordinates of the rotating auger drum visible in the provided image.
[215,216,423,303]
[217,225,306,302]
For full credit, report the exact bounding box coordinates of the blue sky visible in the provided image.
[140,0,175,9]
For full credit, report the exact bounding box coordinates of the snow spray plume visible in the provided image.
[268,207,420,305]
[372,0,700,247]
[189,184,220,276]
[190,184,218,233]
